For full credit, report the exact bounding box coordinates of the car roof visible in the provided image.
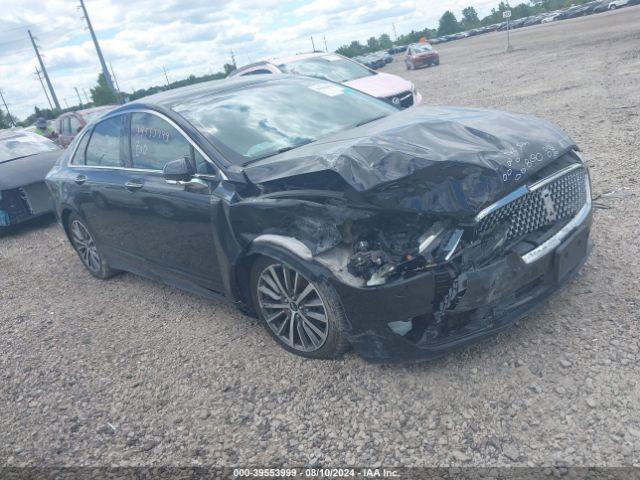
[58,104,117,119]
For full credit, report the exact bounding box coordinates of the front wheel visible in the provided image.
[67,213,117,279]
[609,4,616,8]
[250,256,350,359]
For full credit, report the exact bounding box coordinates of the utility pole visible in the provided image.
[79,0,117,95]
[0,89,16,127]
[110,62,123,103]
[162,66,170,87]
[35,67,54,110]
[310,36,316,52]
[28,29,61,110]
[109,62,122,93]
[74,87,83,108]
[392,22,398,40]
[230,49,237,68]
[323,35,328,52]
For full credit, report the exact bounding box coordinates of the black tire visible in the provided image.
[434,58,440,66]
[250,256,350,359]
[66,213,118,279]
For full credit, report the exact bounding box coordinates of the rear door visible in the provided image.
[69,114,132,256]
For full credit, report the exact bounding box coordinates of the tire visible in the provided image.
[434,58,440,66]
[67,213,117,279]
[406,62,414,70]
[250,256,350,359]
[609,4,616,8]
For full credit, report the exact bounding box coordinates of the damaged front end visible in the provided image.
[234,107,593,362]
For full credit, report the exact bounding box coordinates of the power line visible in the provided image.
[110,62,123,103]
[28,29,61,110]
[78,0,117,96]
[35,66,54,110]
[162,66,170,86]
[0,89,17,127]
[74,87,83,108]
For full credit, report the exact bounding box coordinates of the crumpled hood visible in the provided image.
[243,106,576,217]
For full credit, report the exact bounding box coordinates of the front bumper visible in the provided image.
[330,210,592,363]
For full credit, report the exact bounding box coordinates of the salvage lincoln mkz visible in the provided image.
[46,75,592,362]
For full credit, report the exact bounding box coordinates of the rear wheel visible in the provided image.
[250,256,350,359]
[67,213,117,279]
[406,61,414,70]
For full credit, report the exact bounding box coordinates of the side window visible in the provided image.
[71,130,91,165]
[130,113,191,170]
[69,116,81,133]
[85,115,125,167]
[194,149,214,175]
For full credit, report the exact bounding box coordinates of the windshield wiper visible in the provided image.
[245,140,313,164]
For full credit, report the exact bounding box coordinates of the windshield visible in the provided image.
[174,78,397,163]
[278,55,374,83]
[0,132,59,163]
[411,44,433,54]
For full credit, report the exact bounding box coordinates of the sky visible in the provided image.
[0,0,498,121]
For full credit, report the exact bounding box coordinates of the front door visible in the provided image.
[116,111,223,290]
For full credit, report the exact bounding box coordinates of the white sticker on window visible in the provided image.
[309,83,344,97]
[324,54,342,62]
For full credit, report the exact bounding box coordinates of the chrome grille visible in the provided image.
[477,166,587,242]
[386,91,414,109]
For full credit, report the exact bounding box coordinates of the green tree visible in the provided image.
[0,109,13,129]
[90,73,118,106]
[366,36,380,51]
[461,6,480,28]
[378,33,393,49]
[438,11,461,36]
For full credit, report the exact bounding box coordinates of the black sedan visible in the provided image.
[1,130,61,232]
[45,75,592,362]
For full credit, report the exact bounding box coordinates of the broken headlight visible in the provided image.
[345,217,464,286]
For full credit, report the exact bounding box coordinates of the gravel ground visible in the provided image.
[1,8,639,468]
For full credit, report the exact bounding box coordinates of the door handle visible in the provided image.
[74,175,87,185]
[125,180,144,190]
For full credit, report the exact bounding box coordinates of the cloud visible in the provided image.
[0,0,499,120]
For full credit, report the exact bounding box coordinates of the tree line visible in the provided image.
[15,63,236,127]
[336,0,596,57]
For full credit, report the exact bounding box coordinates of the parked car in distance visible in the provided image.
[0,130,61,231]
[405,43,440,70]
[229,52,422,108]
[55,105,117,148]
[46,75,592,362]
[608,0,631,8]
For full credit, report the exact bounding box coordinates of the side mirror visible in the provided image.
[163,157,195,182]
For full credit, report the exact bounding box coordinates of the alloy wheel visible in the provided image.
[256,263,329,352]
[70,220,101,273]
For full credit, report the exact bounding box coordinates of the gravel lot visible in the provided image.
[1,8,639,468]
